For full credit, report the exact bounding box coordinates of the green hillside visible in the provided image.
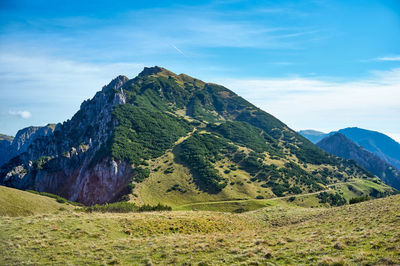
[0,186,73,216]
[110,67,390,206]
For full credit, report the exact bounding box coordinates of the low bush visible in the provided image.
[84,202,172,213]
[349,195,370,204]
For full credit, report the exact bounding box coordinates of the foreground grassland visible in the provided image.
[1,195,399,265]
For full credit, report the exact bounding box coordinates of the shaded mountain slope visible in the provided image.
[0,134,13,167]
[317,133,400,190]
[337,127,400,170]
[0,67,388,205]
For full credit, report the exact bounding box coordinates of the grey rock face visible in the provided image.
[0,75,132,205]
[0,125,55,167]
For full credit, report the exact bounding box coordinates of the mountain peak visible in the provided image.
[102,75,129,92]
[138,66,177,78]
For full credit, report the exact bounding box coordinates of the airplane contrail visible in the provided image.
[171,44,187,58]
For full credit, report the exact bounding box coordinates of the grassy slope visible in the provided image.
[131,130,395,210]
[174,178,394,212]
[1,195,399,265]
[132,149,273,207]
[0,186,72,217]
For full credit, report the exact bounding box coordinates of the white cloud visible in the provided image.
[214,68,400,137]
[9,110,32,119]
[0,52,144,135]
[0,53,144,104]
[376,56,400,61]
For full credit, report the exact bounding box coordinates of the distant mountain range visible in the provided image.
[0,66,380,205]
[300,127,400,169]
[337,128,400,170]
[298,130,327,143]
[317,133,400,190]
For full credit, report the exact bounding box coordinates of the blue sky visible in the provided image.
[0,0,399,141]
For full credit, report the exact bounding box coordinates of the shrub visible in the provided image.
[317,192,346,206]
[349,196,370,204]
[84,202,172,213]
[137,203,172,212]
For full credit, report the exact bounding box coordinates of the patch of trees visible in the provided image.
[349,196,370,204]
[179,132,236,193]
[111,104,192,164]
[84,202,172,213]
[317,192,346,206]
[209,121,271,153]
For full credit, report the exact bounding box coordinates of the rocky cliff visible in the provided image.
[0,75,132,205]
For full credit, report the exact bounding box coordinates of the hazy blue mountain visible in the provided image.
[300,127,400,170]
[298,130,328,143]
[338,127,400,170]
[317,133,400,190]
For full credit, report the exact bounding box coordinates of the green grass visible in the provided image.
[1,195,399,265]
[0,186,73,216]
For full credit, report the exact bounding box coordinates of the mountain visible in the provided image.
[0,134,13,167]
[337,127,400,170]
[317,133,400,190]
[0,125,55,167]
[298,130,328,143]
[300,127,400,170]
[0,67,388,205]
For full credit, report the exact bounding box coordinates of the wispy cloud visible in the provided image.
[8,110,32,119]
[216,68,400,135]
[0,53,144,103]
[376,56,400,61]
[0,4,322,62]
[0,52,144,135]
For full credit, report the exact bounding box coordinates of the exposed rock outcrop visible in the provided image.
[0,75,131,205]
